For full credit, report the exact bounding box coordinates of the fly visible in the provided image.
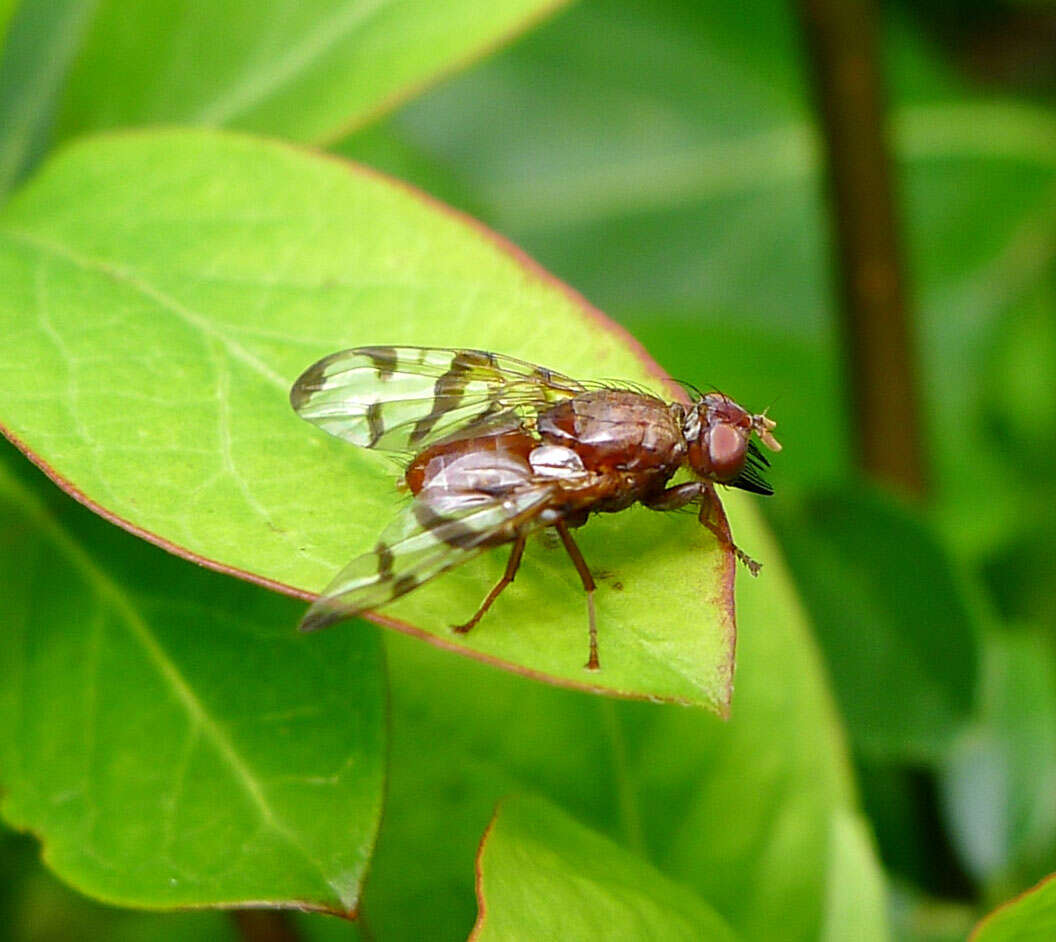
[290,346,781,670]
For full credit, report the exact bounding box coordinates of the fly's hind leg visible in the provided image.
[554,520,600,671]
[452,535,526,634]
[699,483,762,576]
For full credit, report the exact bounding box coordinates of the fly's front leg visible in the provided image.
[642,481,706,512]
[699,483,762,576]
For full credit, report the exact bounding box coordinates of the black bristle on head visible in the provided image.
[674,378,704,400]
[730,442,774,495]
[747,440,770,468]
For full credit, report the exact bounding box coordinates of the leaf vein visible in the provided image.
[193,0,392,126]
[1,227,290,392]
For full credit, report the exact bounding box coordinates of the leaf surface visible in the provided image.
[360,513,888,942]
[57,0,570,144]
[770,485,978,762]
[973,874,1056,942]
[0,128,738,711]
[471,795,738,941]
[819,810,890,942]
[0,0,96,195]
[942,629,1056,893]
[0,442,386,913]
[0,0,17,41]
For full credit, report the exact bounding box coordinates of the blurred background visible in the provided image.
[348,1,1056,927]
[1,0,1055,938]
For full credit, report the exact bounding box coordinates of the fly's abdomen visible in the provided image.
[405,429,538,497]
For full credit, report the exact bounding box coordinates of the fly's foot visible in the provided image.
[735,547,762,577]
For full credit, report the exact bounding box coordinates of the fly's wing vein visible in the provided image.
[298,484,556,632]
[290,346,587,452]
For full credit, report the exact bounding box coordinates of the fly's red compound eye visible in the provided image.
[708,423,748,481]
[686,422,747,482]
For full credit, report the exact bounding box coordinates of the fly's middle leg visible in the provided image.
[452,535,526,634]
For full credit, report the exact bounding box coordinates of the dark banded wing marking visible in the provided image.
[290,346,587,453]
[297,483,556,632]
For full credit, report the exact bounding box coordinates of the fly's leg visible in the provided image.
[699,483,762,576]
[452,535,526,634]
[642,481,705,512]
[554,520,600,671]
[646,481,762,574]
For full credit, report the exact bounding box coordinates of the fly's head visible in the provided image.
[683,393,782,495]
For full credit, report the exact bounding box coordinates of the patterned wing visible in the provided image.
[290,346,586,453]
[298,483,557,633]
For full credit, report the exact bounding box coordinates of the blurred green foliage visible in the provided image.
[1,0,1054,938]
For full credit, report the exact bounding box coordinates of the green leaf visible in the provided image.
[343,0,1056,561]
[56,0,571,144]
[0,0,19,44]
[972,873,1056,942]
[942,629,1056,894]
[362,632,631,938]
[361,515,888,941]
[0,828,238,942]
[769,485,979,763]
[0,128,739,711]
[629,512,888,942]
[0,0,97,195]
[0,442,386,913]
[471,795,738,941]
[820,811,890,942]
[887,883,976,942]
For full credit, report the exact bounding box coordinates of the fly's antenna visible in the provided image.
[762,392,784,413]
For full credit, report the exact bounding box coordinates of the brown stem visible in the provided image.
[794,0,927,496]
[230,911,302,942]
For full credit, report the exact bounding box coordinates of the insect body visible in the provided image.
[291,346,780,670]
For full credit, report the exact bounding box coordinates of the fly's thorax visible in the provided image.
[537,389,686,473]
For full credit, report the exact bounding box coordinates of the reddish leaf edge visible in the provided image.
[969,870,1056,940]
[0,126,738,715]
[467,797,504,941]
